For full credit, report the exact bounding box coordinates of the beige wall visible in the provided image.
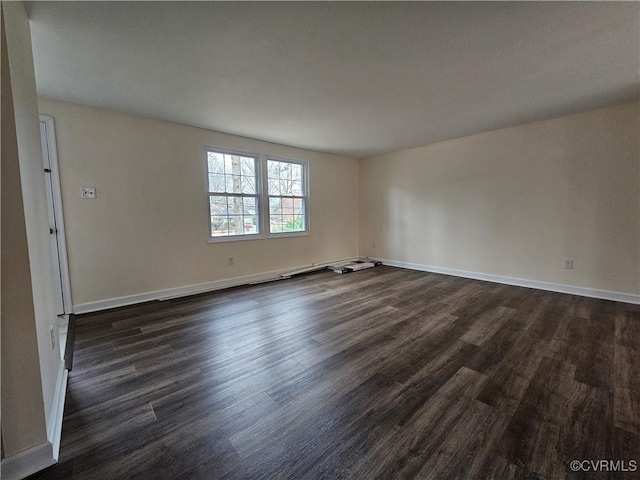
[2,1,62,457]
[38,99,360,307]
[360,102,640,295]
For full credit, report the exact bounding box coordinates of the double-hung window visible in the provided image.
[206,149,260,240]
[206,148,308,241]
[266,158,307,235]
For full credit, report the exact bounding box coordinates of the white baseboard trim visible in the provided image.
[374,258,640,305]
[73,257,362,314]
[0,441,55,480]
[0,355,69,479]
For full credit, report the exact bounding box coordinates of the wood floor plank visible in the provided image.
[613,426,639,480]
[476,335,547,414]
[475,455,540,480]
[414,399,510,479]
[347,393,475,480]
[227,373,401,479]
[615,344,640,393]
[28,266,639,480]
[460,305,517,346]
[616,308,640,350]
[497,356,575,478]
[614,386,640,434]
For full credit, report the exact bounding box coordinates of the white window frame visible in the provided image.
[264,156,310,238]
[205,147,263,243]
[204,148,310,242]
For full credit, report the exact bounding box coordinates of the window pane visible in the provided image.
[241,158,255,176]
[223,174,233,193]
[227,196,243,215]
[209,174,225,193]
[241,176,256,194]
[284,162,293,180]
[207,151,257,192]
[281,197,294,215]
[243,215,259,234]
[291,163,303,181]
[267,159,305,197]
[229,215,244,235]
[269,197,282,215]
[210,195,228,215]
[293,198,304,216]
[283,215,305,233]
[268,177,280,195]
[270,214,283,233]
[282,215,294,228]
[291,180,303,196]
[267,160,280,180]
[207,152,225,174]
[233,175,244,194]
[243,197,257,215]
[211,216,229,236]
[224,155,234,174]
[280,178,294,196]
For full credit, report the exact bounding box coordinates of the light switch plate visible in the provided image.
[81,187,96,199]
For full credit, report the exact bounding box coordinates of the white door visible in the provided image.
[40,117,71,315]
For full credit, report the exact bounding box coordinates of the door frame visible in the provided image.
[40,114,73,314]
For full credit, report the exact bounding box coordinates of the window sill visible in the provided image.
[207,234,264,244]
[266,231,310,239]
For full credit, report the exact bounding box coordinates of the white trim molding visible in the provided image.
[73,257,361,314]
[48,362,69,460]
[39,115,74,314]
[373,258,640,305]
[1,362,69,479]
[0,442,55,480]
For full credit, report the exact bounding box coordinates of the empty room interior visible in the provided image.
[2,1,640,479]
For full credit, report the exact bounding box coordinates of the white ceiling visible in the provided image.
[28,1,639,159]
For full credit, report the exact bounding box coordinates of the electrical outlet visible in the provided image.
[81,186,96,199]
[372,241,376,249]
[228,256,234,265]
[564,259,574,270]
[50,326,56,349]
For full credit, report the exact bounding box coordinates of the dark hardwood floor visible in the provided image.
[30,266,640,479]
